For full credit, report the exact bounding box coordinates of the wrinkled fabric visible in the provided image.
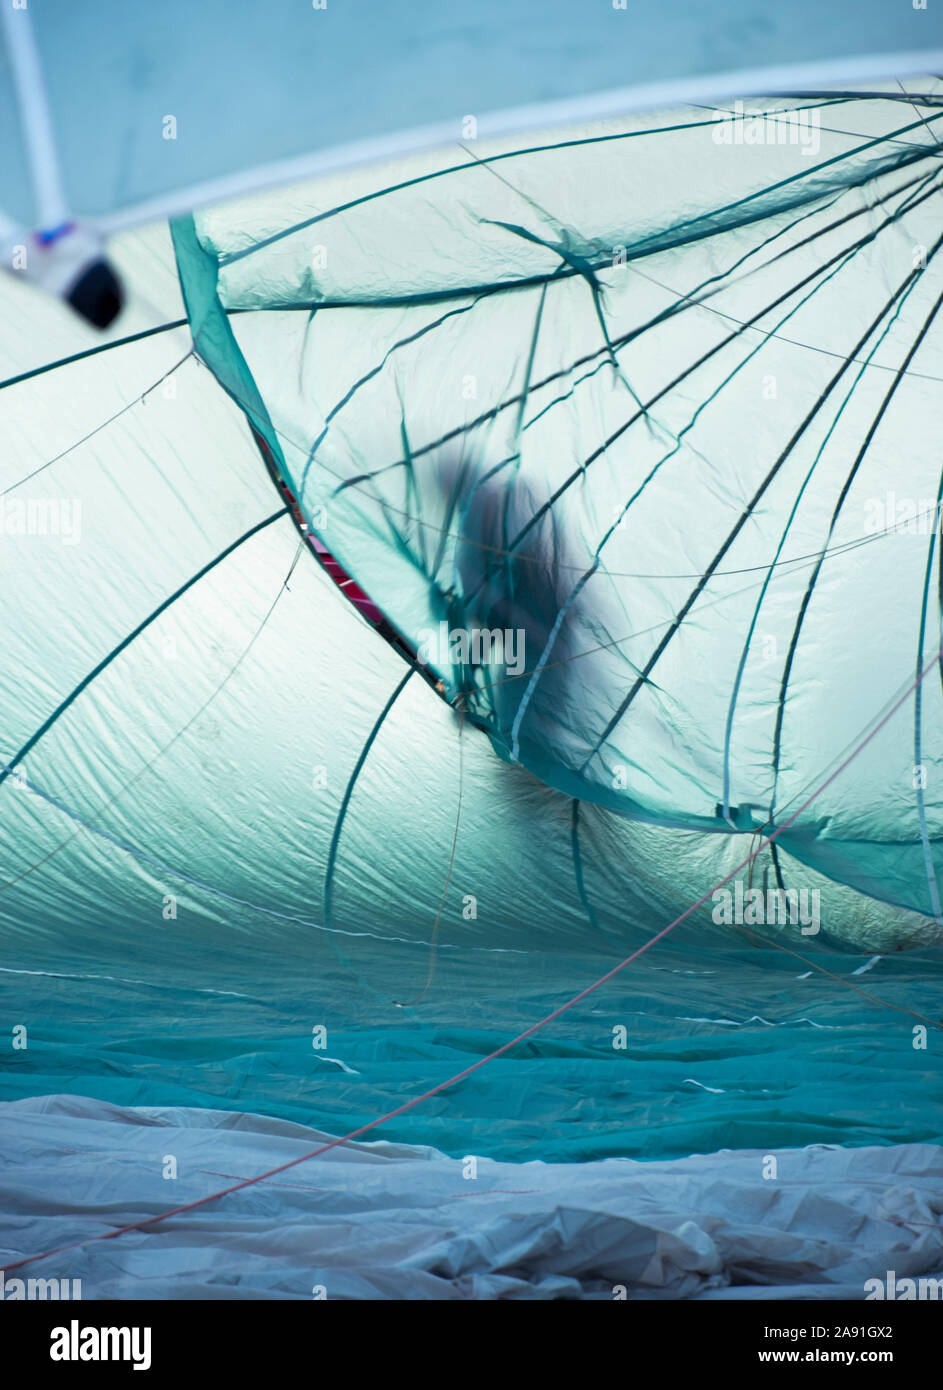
[175,85,943,919]
[1,208,942,1175]
[1,1096,941,1300]
[3,86,943,1302]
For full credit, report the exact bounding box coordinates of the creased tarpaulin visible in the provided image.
[1,1096,941,1300]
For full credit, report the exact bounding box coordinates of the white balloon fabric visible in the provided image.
[2,57,943,1300]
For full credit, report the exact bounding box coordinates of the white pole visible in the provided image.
[0,0,69,230]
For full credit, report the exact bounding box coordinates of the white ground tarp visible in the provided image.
[1,1095,941,1300]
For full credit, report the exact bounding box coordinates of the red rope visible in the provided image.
[3,646,939,1275]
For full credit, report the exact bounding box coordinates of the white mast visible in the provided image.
[0,0,69,231]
